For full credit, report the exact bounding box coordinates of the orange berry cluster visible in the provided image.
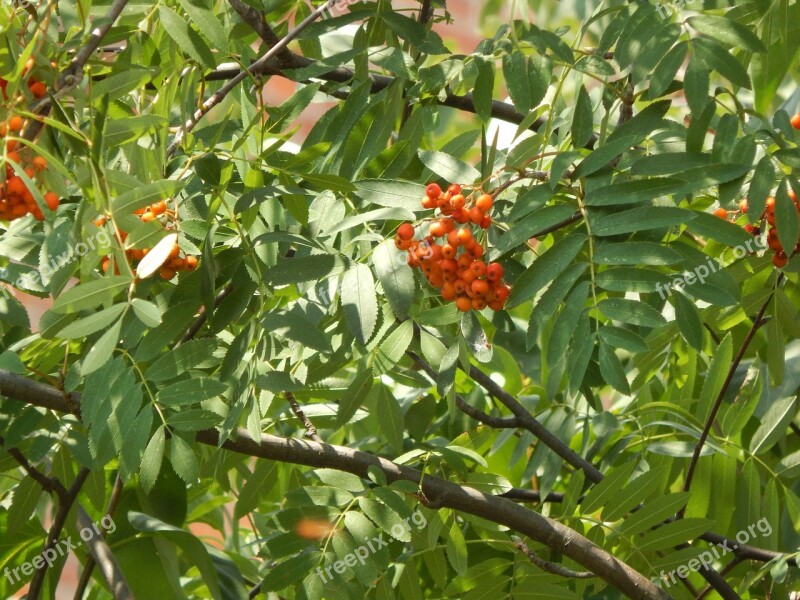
[717,192,800,268]
[0,58,56,222]
[0,149,56,221]
[395,183,511,312]
[95,201,198,280]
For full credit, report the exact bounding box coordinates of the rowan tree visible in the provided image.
[1,0,799,599]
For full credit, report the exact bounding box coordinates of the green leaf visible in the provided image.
[90,69,156,100]
[594,242,682,266]
[572,135,638,178]
[418,150,481,184]
[747,156,775,221]
[461,311,493,363]
[687,15,766,53]
[693,37,751,88]
[342,264,378,345]
[507,234,586,308]
[375,385,404,453]
[598,343,631,395]
[374,321,414,373]
[158,5,216,67]
[359,497,410,541]
[671,290,704,351]
[170,435,199,483]
[110,179,186,217]
[51,276,131,314]
[571,85,593,147]
[373,240,415,319]
[491,205,576,258]
[585,177,685,206]
[262,312,331,352]
[750,396,797,455]
[685,211,756,247]
[140,428,165,494]
[684,57,710,114]
[582,461,637,513]
[266,254,349,285]
[157,379,227,407]
[648,41,688,99]
[81,318,123,376]
[598,325,649,353]
[179,0,228,53]
[235,461,278,518]
[57,304,127,339]
[637,518,714,552]
[145,339,216,382]
[592,206,693,236]
[167,409,222,431]
[619,493,691,537]
[595,267,669,293]
[131,299,162,328]
[445,523,468,576]
[598,298,666,328]
[337,369,374,426]
[696,333,732,423]
[354,179,427,212]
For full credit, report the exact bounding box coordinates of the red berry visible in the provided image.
[397,223,414,241]
[426,183,442,198]
[792,113,800,130]
[475,194,493,211]
[486,263,504,282]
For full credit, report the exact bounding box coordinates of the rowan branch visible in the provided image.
[76,504,133,599]
[682,275,782,498]
[73,473,124,600]
[27,468,90,599]
[285,391,323,442]
[167,0,338,156]
[406,350,522,429]
[2,437,91,599]
[0,369,669,600]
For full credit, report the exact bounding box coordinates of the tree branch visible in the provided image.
[27,468,90,599]
[167,0,338,156]
[285,391,322,442]
[73,473,125,600]
[0,369,669,600]
[682,277,781,498]
[76,504,134,599]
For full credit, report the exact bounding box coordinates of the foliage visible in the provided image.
[1,0,800,598]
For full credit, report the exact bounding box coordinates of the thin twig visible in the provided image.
[24,0,130,142]
[285,391,322,442]
[512,535,595,579]
[406,350,521,429]
[179,283,235,344]
[167,0,338,156]
[682,276,782,498]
